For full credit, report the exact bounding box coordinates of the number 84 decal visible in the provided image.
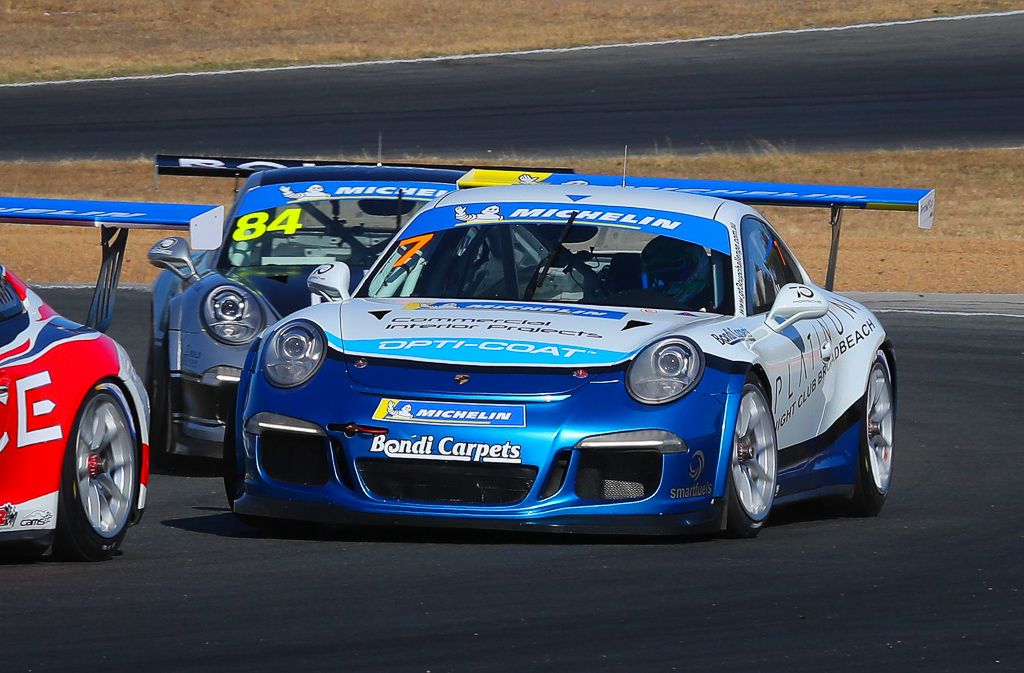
[232,207,303,242]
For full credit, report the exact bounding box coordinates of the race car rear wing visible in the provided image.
[0,196,223,332]
[458,169,935,290]
[155,154,575,180]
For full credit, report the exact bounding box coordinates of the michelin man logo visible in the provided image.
[454,204,503,223]
[384,400,415,420]
[518,174,541,184]
[280,184,331,202]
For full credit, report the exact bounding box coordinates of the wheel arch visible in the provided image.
[879,339,897,414]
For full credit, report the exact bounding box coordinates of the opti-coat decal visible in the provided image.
[369,434,523,463]
[372,399,526,428]
[344,337,624,366]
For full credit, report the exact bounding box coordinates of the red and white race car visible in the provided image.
[0,196,222,560]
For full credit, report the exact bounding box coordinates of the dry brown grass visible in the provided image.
[1,148,1022,293]
[1,1,1019,83]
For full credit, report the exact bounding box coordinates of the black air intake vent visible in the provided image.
[574,450,662,501]
[357,459,537,505]
[0,276,24,321]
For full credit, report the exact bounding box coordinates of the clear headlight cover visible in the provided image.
[627,337,704,404]
[263,321,325,388]
[203,286,263,344]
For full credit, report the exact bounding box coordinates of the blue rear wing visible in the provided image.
[458,169,935,230]
[0,196,224,331]
[0,196,224,249]
[458,169,934,290]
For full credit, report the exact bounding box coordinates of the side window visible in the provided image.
[740,216,800,315]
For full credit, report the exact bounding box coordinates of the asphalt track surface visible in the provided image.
[2,13,1024,159]
[1,288,1021,672]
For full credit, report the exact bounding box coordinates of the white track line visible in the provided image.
[3,10,1023,89]
[873,309,1024,318]
[33,283,149,290]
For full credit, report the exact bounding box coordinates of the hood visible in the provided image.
[336,298,721,371]
[224,265,320,319]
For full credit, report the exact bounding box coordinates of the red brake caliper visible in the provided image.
[87,453,101,478]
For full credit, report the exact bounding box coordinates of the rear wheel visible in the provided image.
[724,378,778,538]
[53,384,139,561]
[847,351,894,516]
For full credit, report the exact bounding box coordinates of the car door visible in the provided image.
[739,216,830,452]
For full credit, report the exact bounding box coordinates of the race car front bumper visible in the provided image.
[168,366,240,457]
[234,363,739,536]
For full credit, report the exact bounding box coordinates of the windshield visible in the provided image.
[220,197,423,269]
[360,221,735,314]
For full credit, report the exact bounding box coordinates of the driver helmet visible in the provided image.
[639,237,711,305]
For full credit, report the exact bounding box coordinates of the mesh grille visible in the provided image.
[575,450,663,501]
[358,458,537,505]
[600,479,647,500]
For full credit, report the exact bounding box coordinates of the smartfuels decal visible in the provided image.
[372,399,526,428]
[343,337,627,366]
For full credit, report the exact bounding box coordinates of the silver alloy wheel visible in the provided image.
[731,387,778,521]
[74,387,136,538]
[865,355,895,494]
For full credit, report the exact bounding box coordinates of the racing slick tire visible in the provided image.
[53,384,140,561]
[724,377,778,538]
[846,351,895,517]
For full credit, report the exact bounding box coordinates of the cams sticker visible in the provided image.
[373,399,526,427]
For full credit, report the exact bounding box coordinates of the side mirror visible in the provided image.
[148,236,199,283]
[308,262,351,302]
[765,283,829,333]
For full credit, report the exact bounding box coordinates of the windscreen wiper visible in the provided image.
[524,211,579,301]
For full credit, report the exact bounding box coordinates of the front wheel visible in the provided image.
[724,379,778,538]
[53,384,139,561]
[847,351,895,516]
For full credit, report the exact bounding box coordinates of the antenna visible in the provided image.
[621,144,629,187]
[377,132,383,166]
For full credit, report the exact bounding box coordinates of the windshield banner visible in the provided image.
[236,181,456,216]
[402,202,731,254]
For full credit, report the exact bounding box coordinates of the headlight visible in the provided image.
[627,337,704,404]
[263,321,325,388]
[203,286,263,344]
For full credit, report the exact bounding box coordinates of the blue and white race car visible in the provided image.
[229,171,933,536]
[147,156,572,460]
